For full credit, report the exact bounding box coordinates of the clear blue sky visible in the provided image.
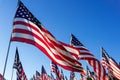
[0,0,120,79]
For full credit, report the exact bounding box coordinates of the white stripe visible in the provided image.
[14,18,39,30]
[12,32,83,71]
[44,36,82,69]
[13,18,84,71]
[14,19,81,67]
[78,55,95,59]
[110,59,120,72]
[12,33,72,67]
[13,25,44,40]
[62,45,79,55]
[80,50,90,53]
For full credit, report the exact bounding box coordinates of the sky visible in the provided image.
[0,0,120,79]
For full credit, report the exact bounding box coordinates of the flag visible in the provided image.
[70,72,76,80]
[102,48,120,79]
[51,61,62,80]
[80,74,86,80]
[105,74,109,80]
[33,75,36,80]
[70,34,106,80]
[86,66,96,80]
[61,69,65,80]
[101,48,113,72]
[50,73,55,80]
[0,74,5,80]
[13,47,20,69]
[13,47,28,80]
[64,76,68,80]
[41,65,49,80]
[36,71,41,80]
[11,0,85,74]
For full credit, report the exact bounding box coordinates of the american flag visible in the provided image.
[80,74,86,80]
[65,76,68,80]
[70,72,76,80]
[50,73,55,80]
[11,1,85,74]
[102,48,120,79]
[35,71,41,80]
[0,74,5,80]
[41,65,49,80]
[70,34,106,80]
[86,66,96,80]
[60,69,65,80]
[101,48,113,72]
[51,61,62,80]
[13,48,28,80]
[32,75,36,80]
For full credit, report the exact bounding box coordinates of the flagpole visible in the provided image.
[2,0,21,79]
[2,34,12,80]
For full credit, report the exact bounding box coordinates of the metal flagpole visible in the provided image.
[2,34,12,80]
[2,0,21,79]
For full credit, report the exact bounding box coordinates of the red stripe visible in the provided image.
[12,37,84,72]
[13,21,83,65]
[77,46,106,80]
[12,20,85,73]
[13,21,40,33]
[13,20,81,62]
[47,40,82,67]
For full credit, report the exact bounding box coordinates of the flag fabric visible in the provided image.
[86,66,96,80]
[61,69,65,80]
[70,34,106,80]
[50,73,55,80]
[0,74,5,80]
[64,76,68,80]
[13,47,20,69]
[102,48,120,79]
[32,75,36,80]
[41,65,49,80]
[105,74,109,80]
[11,1,85,74]
[0,74,2,80]
[51,61,62,80]
[119,62,120,67]
[101,48,113,73]
[13,48,28,80]
[70,72,76,80]
[80,74,86,80]
[35,71,41,80]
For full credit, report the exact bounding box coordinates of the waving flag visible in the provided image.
[50,73,55,80]
[35,70,41,80]
[65,76,68,80]
[101,48,113,73]
[60,69,65,80]
[13,48,28,80]
[80,74,86,80]
[51,61,62,80]
[86,66,96,80]
[70,34,106,80]
[0,74,5,80]
[102,48,120,79]
[41,65,49,80]
[70,72,76,80]
[11,1,85,74]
